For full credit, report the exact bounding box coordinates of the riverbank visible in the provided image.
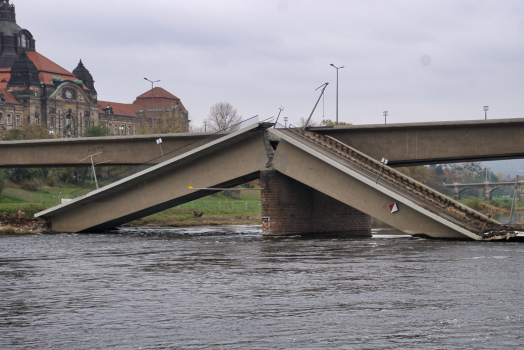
[124,209,261,227]
[0,211,50,235]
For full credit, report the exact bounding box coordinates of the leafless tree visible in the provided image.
[207,102,242,131]
[298,116,319,128]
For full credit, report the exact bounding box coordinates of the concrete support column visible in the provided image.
[453,186,460,200]
[260,170,371,237]
[484,189,492,201]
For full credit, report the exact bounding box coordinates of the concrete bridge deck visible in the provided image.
[5,118,524,167]
[268,128,502,240]
[36,123,515,240]
[35,123,272,232]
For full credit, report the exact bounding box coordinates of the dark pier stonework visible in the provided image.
[260,170,371,237]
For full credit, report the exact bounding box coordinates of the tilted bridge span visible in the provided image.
[34,123,521,240]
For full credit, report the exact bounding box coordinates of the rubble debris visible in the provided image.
[0,211,51,234]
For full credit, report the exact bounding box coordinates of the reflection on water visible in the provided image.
[1,226,524,349]
[493,212,524,225]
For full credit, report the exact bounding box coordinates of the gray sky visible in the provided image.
[16,0,524,128]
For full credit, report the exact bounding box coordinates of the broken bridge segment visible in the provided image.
[268,128,506,240]
[35,123,274,233]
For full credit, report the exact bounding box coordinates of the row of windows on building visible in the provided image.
[107,123,137,136]
[0,113,19,126]
[0,112,140,137]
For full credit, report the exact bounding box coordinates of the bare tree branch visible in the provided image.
[207,102,242,131]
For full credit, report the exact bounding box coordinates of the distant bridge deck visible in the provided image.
[444,180,524,200]
[4,118,524,167]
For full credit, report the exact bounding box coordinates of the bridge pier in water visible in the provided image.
[260,170,371,237]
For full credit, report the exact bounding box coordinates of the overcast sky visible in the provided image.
[15,0,524,128]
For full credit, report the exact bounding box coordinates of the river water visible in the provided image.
[1,226,524,349]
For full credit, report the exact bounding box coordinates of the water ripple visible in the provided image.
[1,227,524,349]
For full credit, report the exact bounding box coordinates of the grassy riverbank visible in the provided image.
[0,183,263,228]
[3,183,524,231]
[125,208,261,227]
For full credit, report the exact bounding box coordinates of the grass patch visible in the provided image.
[0,203,52,216]
[127,208,261,227]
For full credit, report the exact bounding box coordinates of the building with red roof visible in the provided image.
[0,0,189,138]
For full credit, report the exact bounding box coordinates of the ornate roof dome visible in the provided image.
[73,59,96,92]
[8,51,40,86]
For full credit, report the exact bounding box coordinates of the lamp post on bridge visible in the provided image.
[383,111,388,124]
[483,106,489,120]
[330,64,344,126]
[144,78,160,134]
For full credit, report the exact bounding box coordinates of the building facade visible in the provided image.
[0,1,189,138]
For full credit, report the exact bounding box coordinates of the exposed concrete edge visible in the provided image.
[36,122,272,218]
[309,117,524,131]
[269,129,480,240]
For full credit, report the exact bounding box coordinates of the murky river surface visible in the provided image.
[1,226,524,349]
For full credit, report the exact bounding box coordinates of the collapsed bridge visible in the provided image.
[35,123,520,240]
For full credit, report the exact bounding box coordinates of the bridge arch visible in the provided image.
[484,185,505,201]
[456,187,472,200]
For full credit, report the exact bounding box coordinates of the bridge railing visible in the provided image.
[68,116,270,199]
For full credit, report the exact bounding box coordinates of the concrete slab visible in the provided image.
[36,123,272,232]
[269,128,485,240]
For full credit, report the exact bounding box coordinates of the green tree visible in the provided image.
[407,165,430,183]
[2,123,52,140]
[82,124,110,137]
[397,167,410,177]
[2,124,52,185]
[155,110,187,134]
[138,110,187,135]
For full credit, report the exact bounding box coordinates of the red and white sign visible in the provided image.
[388,203,399,213]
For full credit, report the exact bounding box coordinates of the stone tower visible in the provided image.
[73,59,97,102]
[0,0,35,68]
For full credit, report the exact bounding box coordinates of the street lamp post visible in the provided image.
[383,111,388,124]
[483,106,489,120]
[330,64,344,126]
[144,78,160,133]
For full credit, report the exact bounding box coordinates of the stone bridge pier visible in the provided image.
[453,184,470,200]
[260,170,371,237]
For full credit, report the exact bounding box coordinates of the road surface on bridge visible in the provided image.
[3,118,524,167]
